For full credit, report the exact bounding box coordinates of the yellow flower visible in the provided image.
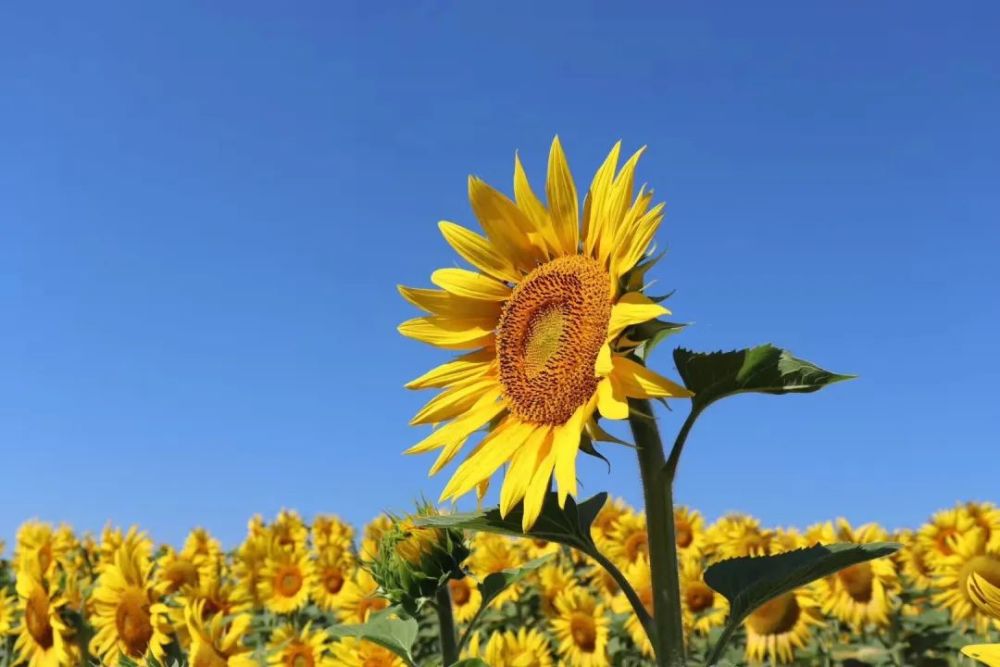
[331,637,405,667]
[257,547,315,615]
[963,572,1000,666]
[447,576,482,623]
[311,514,355,553]
[932,528,1000,634]
[13,522,76,581]
[919,505,976,564]
[895,529,935,591]
[680,556,728,636]
[272,510,309,554]
[604,510,648,567]
[97,526,153,575]
[337,569,389,624]
[551,587,610,666]
[89,541,173,666]
[231,526,269,611]
[674,506,706,559]
[184,600,255,667]
[610,557,653,657]
[313,545,356,615]
[816,519,900,630]
[589,497,628,544]
[706,515,773,562]
[0,589,17,638]
[154,545,217,597]
[13,567,77,667]
[400,137,691,530]
[483,627,555,667]
[966,502,1000,552]
[743,588,824,664]
[467,533,526,608]
[266,622,338,667]
[536,561,579,617]
[171,577,251,649]
[361,515,394,562]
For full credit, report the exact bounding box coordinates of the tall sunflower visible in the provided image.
[256,546,315,615]
[89,541,173,666]
[13,566,76,667]
[400,137,691,529]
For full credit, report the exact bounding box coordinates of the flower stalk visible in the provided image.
[435,584,459,665]
[629,397,686,667]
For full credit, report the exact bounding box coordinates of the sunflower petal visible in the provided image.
[499,426,550,518]
[970,573,1000,617]
[962,644,1000,667]
[595,343,613,376]
[522,432,556,531]
[431,268,512,301]
[607,292,670,340]
[583,141,621,257]
[514,152,560,257]
[398,285,502,320]
[610,356,693,399]
[469,176,545,270]
[405,388,504,455]
[440,420,537,501]
[553,398,594,507]
[410,377,499,425]
[405,349,494,390]
[439,221,521,283]
[597,376,629,420]
[398,315,495,350]
[545,136,579,255]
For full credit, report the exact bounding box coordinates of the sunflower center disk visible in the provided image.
[570,612,598,652]
[115,588,154,657]
[496,256,612,425]
[747,592,801,635]
[838,562,875,603]
[26,589,54,648]
[960,555,1000,597]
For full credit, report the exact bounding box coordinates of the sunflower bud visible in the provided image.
[369,504,469,614]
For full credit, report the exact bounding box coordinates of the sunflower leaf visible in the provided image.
[415,492,605,551]
[479,555,553,609]
[673,344,855,410]
[630,319,687,360]
[327,607,419,667]
[703,542,900,664]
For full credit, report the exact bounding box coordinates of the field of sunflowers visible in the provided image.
[1,498,999,667]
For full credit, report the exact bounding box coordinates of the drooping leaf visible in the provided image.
[328,608,419,667]
[479,555,553,610]
[673,344,854,409]
[415,492,606,551]
[704,542,899,663]
[579,434,611,472]
[628,319,687,360]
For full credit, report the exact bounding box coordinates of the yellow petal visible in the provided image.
[597,376,629,420]
[595,343,613,377]
[545,136,579,255]
[405,388,504,455]
[522,432,556,531]
[514,152,560,257]
[398,315,495,350]
[439,221,521,283]
[499,426,550,518]
[610,356,693,399]
[410,377,499,425]
[962,644,1000,667]
[970,573,1000,617]
[601,147,646,248]
[405,349,495,390]
[583,141,621,258]
[607,292,669,341]
[441,420,537,501]
[553,398,594,507]
[431,268,512,301]
[611,203,664,284]
[398,286,502,320]
[468,176,545,270]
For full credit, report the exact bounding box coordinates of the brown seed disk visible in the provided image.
[496,255,611,425]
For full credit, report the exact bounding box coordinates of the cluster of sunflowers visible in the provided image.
[1,498,999,667]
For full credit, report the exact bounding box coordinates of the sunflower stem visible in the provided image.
[585,544,655,641]
[435,584,459,665]
[629,397,686,667]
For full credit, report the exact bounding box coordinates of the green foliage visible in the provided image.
[328,607,420,667]
[703,542,900,664]
[477,555,551,611]
[673,344,855,410]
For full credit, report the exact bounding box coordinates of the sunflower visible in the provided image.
[769,527,807,555]
[610,557,653,657]
[181,528,223,567]
[482,627,555,667]
[271,510,309,554]
[331,637,405,667]
[231,526,269,611]
[311,514,354,553]
[361,515,394,562]
[932,528,1000,634]
[604,510,648,567]
[743,587,824,664]
[13,567,77,667]
[257,546,315,615]
[13,522,75,581]
[0,589,16,636]
[674,506,706,560]
[184,600,255,667]
[171,576,251,650]
[536,561,579,617]
[266,622,338,667]
[966,502,1000,551]
[467,533,526,608]
[97,526,153,575]
[590,497,628,545]
[551,587,610,666]
[337,569,389,624]
[680,556,728,636]
[524,536,562,560]
[312,545,356,615]
[895,529,934,591]
[919,505,976,564]
[706,515,773,562]
[963,572,1000,666]
[447,575,482,623]
[400,137,691,530]
[154,545,216,597]
[816,519,900,630]
[89,541,173,666]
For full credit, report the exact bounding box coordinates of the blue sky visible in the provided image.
[2,2,998,549]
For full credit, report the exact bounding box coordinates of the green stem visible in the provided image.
[435,585,459,665]
[585,544,655,641]
[628,397,686,667]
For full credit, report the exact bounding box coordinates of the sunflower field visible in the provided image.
[2,498,999,667]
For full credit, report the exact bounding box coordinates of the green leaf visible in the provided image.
[328,608,419,667]
[579,434,611,472]
[704,542,900,664]
[673,344,854,410]
[627,319,687,360]
[479,555,552,610]
[415,492,605,551]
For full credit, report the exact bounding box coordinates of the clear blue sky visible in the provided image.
[3,2,998,549]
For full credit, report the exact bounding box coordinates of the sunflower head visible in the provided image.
[369,505,468,614]
[400,137,691,530]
